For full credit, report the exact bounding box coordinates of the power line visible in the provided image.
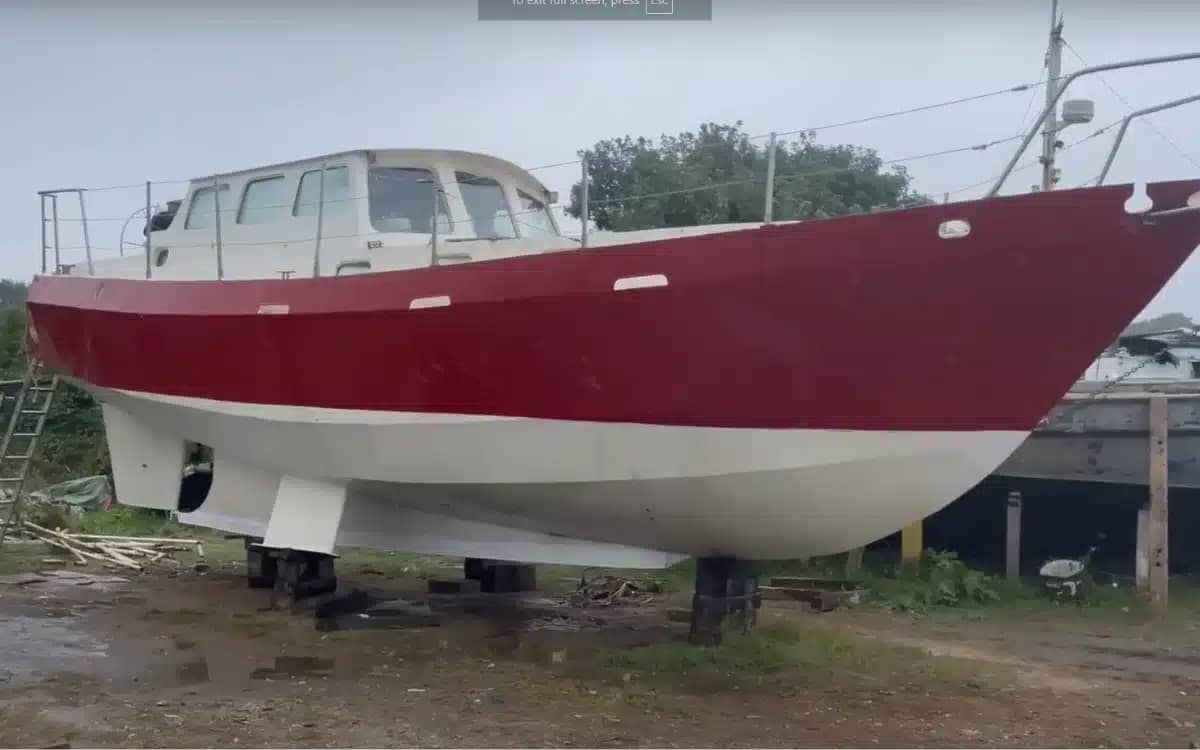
[524,159,583,172]
[1016,71,1046,135]
[63,179,192,194]
[621,79,1051,164]
[589,134,1024,208]
[761,80,1048,140]
[1063,39,1200,171]
[946,117,1123,198]
[525,78,1051,175]
[54,77,1052,197]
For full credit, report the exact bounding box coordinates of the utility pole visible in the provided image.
[1040,0,1065,191]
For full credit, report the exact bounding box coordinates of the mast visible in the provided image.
[1040,0,1065,191]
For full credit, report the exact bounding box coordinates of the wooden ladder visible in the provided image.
[0,360,58,549]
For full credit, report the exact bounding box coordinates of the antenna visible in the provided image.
[1039,0,1064,191]
[1040,0,1095,191]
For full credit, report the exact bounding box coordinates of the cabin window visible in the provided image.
[238,176,287,225]
[455,172,517,239]
[368,167,451,234]
[184,184,228,230]
[517,189,558,236]
[294,166,350,218]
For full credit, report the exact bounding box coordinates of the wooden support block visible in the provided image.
[1147,395,1169,615]
[759,585,868,610]
[666,607,691,624]
[769,577,861,591]
[845,547,864,577]
[689,557,759,645]
[1005,490,1022,582]
[900,521,923,573]
[427,578,481,595]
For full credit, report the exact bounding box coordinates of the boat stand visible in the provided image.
[689,556,761,645]
[463,557,537,593]
[246,541,337,600]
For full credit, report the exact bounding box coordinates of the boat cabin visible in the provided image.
[64,147,779,282]
[82,149,570,281]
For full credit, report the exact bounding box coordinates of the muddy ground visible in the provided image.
[3,546,1200,748]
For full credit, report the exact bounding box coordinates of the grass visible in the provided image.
[13,504,1200,637]
[77,506,181,536]
[603,616,966,690]
[336,548,462,579]
[931,576,1200,641]
[750,550,1200,647]
[0,542,46,574]
[755,550,1010,614]
[609,621,806,680]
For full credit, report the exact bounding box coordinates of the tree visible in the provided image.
[567,121,928,231]
[0,280,109,482]
[0,279,28,311]
[1122,312,1194,337]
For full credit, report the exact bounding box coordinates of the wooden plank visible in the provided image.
[1068,380,1200,396]
[844,547,864,577]
[769,577,862,591]
[666,608,691,624]
[759,585,864,611]
[71,533,202,545]
[901,521,923,572]
[1005,490,1022,581]
[1148,395,1169,614]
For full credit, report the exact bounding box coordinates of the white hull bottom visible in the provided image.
[89,385,1026,568]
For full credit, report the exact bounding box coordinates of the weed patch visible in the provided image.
[869,551,1003,613]
[78,506,179,537]
[604,618,950,690]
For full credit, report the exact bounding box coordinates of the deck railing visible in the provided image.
[34,51,1200,280]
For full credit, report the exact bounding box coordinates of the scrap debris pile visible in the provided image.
[570,575,659,607]
[19,521,205,572]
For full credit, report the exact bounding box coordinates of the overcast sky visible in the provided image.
[2,0,1198,319]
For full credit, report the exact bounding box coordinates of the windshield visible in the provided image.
[368,167,451,233]
[516,190,558,237]
[455,172,517,239]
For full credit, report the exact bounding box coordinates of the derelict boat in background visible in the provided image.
[996,327,1200,490]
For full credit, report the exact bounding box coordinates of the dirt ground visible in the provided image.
[2,549,1200,748]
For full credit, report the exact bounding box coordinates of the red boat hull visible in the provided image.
[27,181,1200,432]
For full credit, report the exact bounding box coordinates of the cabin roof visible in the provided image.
[1116,327,1200,355]
[203,148,553,195]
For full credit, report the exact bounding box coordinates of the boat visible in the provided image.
[995,380,1200,489]
[1082,327,1200,383]
[995,328,1200,489]
[25,148,1200,568]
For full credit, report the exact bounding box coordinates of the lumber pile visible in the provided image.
[21,521,205,572]
[570,575,659,607]
[760,576,870,612]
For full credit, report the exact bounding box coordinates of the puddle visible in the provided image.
[0,573,677,694]
[0,570,132,596]
[1078,643,1200,666]
[143,608,207,625]
[174,658,210,685]
[0,615,109,684]
[250,656,334,680]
